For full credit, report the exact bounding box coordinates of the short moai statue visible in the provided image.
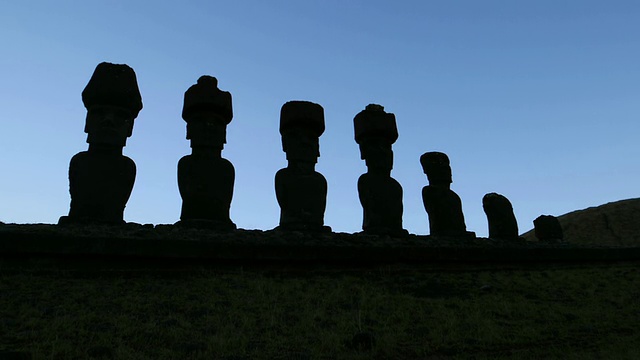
[354,104,408,236]
[274,101,330,232]
[420,152,474,237]
[59,62,142,225]
[176,76,236,230]
[482,192,519,240]
[533,215,564,243]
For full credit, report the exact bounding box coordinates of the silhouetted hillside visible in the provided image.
[522,198,640,246]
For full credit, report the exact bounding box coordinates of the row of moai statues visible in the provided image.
[58,62,563,241]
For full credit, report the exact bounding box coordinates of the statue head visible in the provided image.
[534,215,563,241]
[420,151,452,185]
[182,76,232,150]
[483,192,519,239]
[82,62,143,147]
[482,193,513,214]
[354,104,398,174]
[280,101,324,164]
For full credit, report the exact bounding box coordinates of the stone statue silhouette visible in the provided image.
[483,192,519,240]
[354,104,407,236]
[59,62,142,225]
[176,76,236,230]
[274,101,330,232]
[420,152,474,237]
[533,215,564,242]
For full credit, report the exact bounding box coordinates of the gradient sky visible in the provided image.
[1,1,638,237]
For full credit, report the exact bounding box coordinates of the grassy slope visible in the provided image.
[1,262,639,360]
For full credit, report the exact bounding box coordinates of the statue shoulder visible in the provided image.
[217,157,235,172]
[69,151,90,164]
[121,155,136,170]
[313,170,327,183]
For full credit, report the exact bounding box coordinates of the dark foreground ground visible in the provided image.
[1,223,639,359]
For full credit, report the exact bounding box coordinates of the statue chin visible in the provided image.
[87,133,127,148]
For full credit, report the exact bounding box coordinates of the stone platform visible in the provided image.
[1,223,640,267]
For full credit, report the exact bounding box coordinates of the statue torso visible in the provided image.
[358,173,404,234]
[67,151,136,223]
[177,154,235,223]
[422,185,467,236]
[275,167,327,230]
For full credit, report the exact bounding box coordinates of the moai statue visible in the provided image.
[176,76,236,230]
[354,104,408,237]
[59,62,142,225]
[482,192,519,240]
[533,215,564,243]
[274,101,330,232]
[420,152,474,237]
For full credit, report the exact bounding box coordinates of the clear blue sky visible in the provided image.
[1,1,638,236]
